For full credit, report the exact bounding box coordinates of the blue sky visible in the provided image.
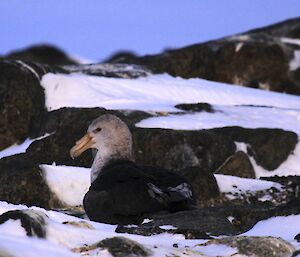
[1,0,299,61]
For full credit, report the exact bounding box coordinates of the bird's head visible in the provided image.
[70,114,132,160]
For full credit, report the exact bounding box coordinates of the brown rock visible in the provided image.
[215,151,255,178]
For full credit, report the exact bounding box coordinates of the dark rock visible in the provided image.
[180,166,220,205]
[212,127,298,171]
[261,176,300,206]
[3,44,78,65]
[0,60,151,152]
[116,198,300,239]
[0,209,47,238]
[247,17,300,38]
[292,250,300,257]
[97,237,152,257]
[116,208,238,239]
[103,51,139,63]
[0,156,62,208]
[0,61,47,149]
[2,106,298,207]
[175,102,215,112]
[213,42,292,93]
[108,17,300,95]
[133,128,236,172]
[26,108,152,167]
[203,236,295,257]
[215,151,256,178]
[295,233,300,242]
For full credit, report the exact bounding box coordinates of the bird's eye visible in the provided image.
[93,128,102,133]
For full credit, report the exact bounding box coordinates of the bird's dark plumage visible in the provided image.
[70,114,196,225]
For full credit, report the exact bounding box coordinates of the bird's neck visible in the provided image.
[90,146,132,183]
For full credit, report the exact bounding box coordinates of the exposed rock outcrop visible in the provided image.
[2,44,78,65]
[108,18,300,95]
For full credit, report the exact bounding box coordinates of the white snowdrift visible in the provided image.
[40,165,90,206]
[41,73,300,112]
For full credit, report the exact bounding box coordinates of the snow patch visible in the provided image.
[40,165,90,206]
[136,105,300,135]
[41,73,300,112]
[215,174,282,194]
[289,50,300,71]
[0,134,51,159]
[281,37,300,46]
[242,215,300,242]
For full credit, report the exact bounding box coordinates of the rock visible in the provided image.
[103,51,138,63]
[212,127,298,171]
[98,237,152,257]
[116,199,300,239]
[116,199,297,238]
[0,156,62,208]
[0,61,47,149]
[133,128,236,172]
[295,233,300,242]
[0,60,151,151]
[175,102,215,112]
[74,236,152,257]
[0,107,232,208]
[108,17,300,95]
[1,106,298,208]
[202,236,295,257]
[3,44,78,65]
[116,208,238,239]
[215,151,255,178]
[180,166,220,205]
[0,209,47,238]
[261,176,300,211]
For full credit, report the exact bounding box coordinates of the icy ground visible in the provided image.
[1,72,300,256]
[0,201,299,257]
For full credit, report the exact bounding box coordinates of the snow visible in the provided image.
[41,73,300,112]
[243,215,300,243]
[137,105,300,135]
[0,234,79,257]
[215,174,282,194]
[7,200,293,257]
[281,37,300,46]
[40,165,90,206]
[0,134,51,159]
[289,50,300,71]
[0,202,206,257]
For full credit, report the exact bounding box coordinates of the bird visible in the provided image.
[70,114,196,225]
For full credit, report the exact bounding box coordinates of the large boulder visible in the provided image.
[212,127,298,171]
[2,44,78,65]
[201,236,295,257]
[0,61,47,149]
